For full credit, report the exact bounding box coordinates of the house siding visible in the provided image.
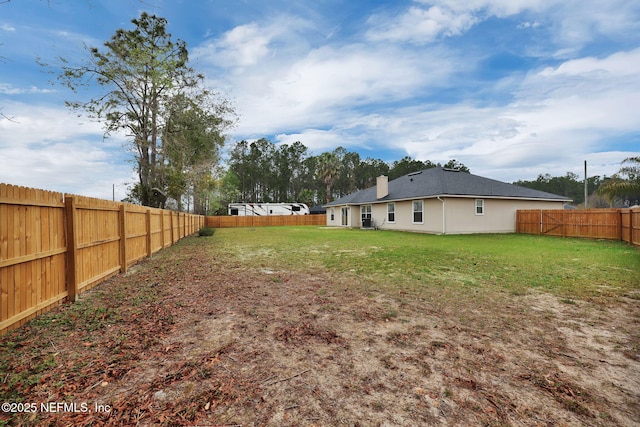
[326,206,359,227]
[327,197,565,234]
[443,198,564,234]
[373,199,442,233]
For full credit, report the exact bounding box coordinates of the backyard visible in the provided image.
[0,227,639,426]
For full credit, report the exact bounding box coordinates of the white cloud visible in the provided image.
[269,44,436,107]
[538,48,640,78]
[549,1,640,53]
[218,39,455,138]
[194,14,316,70]
[212,23,272,67]
[0,83,56,95]
[366,0,640,52]
[0,103,102,141]
[387,48,640,180]
[517,21,540,29]
[517,49,640,135]
[275,129,353,153]
[0,103,132,200]
[365,5,478,44]
[364,0,543,45]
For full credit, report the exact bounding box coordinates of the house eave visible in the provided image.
[325,194,571,207]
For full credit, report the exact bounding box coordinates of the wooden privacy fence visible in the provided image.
[206,214,326,228]
[516,208,640,246]
[0,183,204,334]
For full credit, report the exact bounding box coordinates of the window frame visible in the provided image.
[387,202,395,223]
[330,207,335,221]
[361,205,372,228]
[361,205,372,220]
[341,206,349,226]
[412,200,424,224]
[475,199,484,216]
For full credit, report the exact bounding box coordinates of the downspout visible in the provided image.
[437,196,446,234]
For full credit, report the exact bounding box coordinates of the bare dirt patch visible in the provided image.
[1,237,639,426]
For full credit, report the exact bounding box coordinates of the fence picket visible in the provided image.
[205,214,327,228]
[517,208,640,247]
[64,196,78,302]
[0,183,204,334]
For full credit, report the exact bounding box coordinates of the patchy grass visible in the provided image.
[214,227,640,299]
[0,227,638,426]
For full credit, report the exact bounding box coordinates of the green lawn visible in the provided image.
[210,226,640,300]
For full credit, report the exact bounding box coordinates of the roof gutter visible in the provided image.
[437,196,446,234]
[331,195,570,207]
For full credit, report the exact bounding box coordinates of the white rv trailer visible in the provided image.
[228,203,310,216]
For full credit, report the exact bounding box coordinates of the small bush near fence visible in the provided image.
[198,227,215,236]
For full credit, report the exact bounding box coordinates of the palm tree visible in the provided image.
[597,157,640,205]
[317,152,340,204]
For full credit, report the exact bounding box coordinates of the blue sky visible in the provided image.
[1,0,639,201]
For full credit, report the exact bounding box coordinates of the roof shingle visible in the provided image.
[324,167,571,206]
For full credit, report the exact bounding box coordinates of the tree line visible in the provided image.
[514,157,640,209]
[216,138,469,213]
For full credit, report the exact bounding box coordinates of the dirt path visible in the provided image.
[1,237,639,426]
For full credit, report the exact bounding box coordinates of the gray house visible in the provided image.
[323,167,571,234]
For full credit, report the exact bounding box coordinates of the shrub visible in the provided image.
[198,227,215,237]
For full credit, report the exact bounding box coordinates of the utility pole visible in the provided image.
[584,160,588,209]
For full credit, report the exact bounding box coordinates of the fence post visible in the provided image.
[539,210,542,235]
[618,209,623,242]
[146,208,152,257]
[119,204,128,273]
[631,208,635,245]
[64,196,78,302]
[159,210,165,249]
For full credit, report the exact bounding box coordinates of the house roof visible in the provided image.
[309,205,327,214]
[324,167,572,207]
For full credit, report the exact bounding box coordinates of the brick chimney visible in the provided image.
[376,175,388,199]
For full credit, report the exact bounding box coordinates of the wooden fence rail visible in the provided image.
[516,208,640,247]
[0,183,204,334]
[205,214,327,228]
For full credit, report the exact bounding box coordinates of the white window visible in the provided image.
[361,205,372,227]
[475,199,484,215]
[330,208,335,221]
[341,207,349,226]
[387,203,395,223]
[412,200,424,223]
